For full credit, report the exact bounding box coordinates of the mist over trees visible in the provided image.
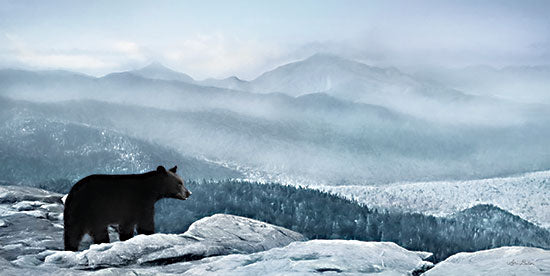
[2,55,550,185]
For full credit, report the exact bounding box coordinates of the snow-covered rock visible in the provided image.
[0,186,66,263]
[0,184,306,271]
[8,241,435,275]
[181,240,433,275]
[44,214,306,269]
[184,214,305,253]
[12,200,45,211]
[0,185,63,205]
[424,246,550,276]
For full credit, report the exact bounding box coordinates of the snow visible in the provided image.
[424,246,550,276]
[320,170,550,228]
[181,240,433,276]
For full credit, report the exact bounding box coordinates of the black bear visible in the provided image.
[63,165,191,251]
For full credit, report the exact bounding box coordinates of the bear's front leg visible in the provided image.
[119,223,135,241]
[137,211,155,235]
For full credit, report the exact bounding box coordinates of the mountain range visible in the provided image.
[3,53,545,125]
[1,54,549,185]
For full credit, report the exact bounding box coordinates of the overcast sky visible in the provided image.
[1,0,549,79]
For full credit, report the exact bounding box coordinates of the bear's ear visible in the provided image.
[169,166,177,173]
[156,166,166,173]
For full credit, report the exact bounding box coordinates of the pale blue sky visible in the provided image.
[1,0,549,79]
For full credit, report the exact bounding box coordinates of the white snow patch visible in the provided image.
[12,201,45,211]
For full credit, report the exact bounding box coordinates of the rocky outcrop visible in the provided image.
[179,240,433,275]
[0,185,307,273]
[424,246,550,276]
[0,185,63,205]
[0,185,65,265]
[44,214,306,269]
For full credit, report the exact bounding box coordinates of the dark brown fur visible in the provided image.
[63,165,190,251]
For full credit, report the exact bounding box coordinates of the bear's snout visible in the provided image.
[177,188,191,200]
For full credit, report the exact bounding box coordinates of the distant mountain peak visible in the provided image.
[130,62,194,82]
[141,61,168,70]
[137,62,178,74]
[251,52,401,96]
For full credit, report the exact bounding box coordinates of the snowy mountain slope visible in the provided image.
[320,170,550,228]
[3,92,550,186]
[2,56,546,126]
[2,65,390,119]
[249,53,420,97]
[451,204,550,248]
[2,63,550,185]
[0,106,242,187]
[247,54,542,125]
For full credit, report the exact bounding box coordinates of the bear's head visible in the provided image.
[156,165,191,200]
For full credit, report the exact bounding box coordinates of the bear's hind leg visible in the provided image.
[119,223,135,241]
[64,226,85,251]
[90,226,110,244]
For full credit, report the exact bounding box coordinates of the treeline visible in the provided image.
[155,179,550,262]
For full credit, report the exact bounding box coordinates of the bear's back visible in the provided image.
[67,173,156,202]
